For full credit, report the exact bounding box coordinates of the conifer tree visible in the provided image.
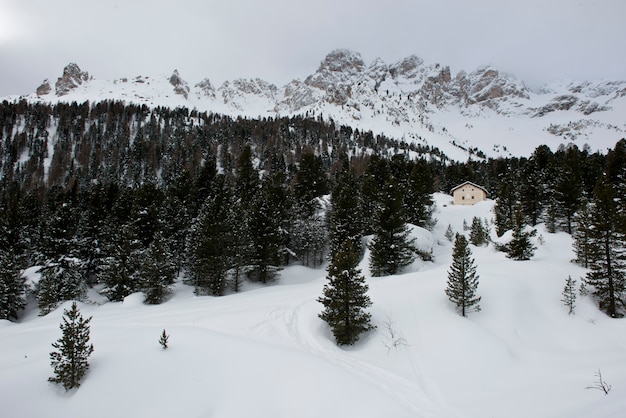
[49,302,94,390]
[554,146,583,234]
[248,174,290,283]
[186,178,233,295]
[494,171,519,236]
[159,329,169,349]
[327,167,364,257]
[37,257,86,316]
[446,234,481,316]
[136,232,176,304]
[0,250,26,321]
[506,208,537,261]
[318,240,374,345]
[562,275,577,315]
[226,195,254,292]
[403,159,434,228]
[444,224,455,242]
[158,194,189,275]
[98,223,142,302]
[469,216,488,246]
[585,176,626,317]
[573,199,593,268]
[292,152,328,217]
[368,181,416,276]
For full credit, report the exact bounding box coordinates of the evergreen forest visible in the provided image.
[0,99,625,318]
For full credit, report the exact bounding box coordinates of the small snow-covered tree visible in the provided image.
[444,224,455,242]
[562,275,577,315]
[49,302,94,390]
[446,234,481,316]
[319,240,374,345]
[159,329,169,349]
[506,208,536,261]
[469,216,488,246]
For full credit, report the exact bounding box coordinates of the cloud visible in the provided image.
[1,0,625,97]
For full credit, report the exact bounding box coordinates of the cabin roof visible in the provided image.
[450,181,488,196]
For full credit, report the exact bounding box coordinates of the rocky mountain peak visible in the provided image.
[55,63,89,96]
[458,66,529,107]
[36,79,52,96]
[169,70,190,99]
[305,49,366,90]
[194,78,216,99]
[389,55,425,80]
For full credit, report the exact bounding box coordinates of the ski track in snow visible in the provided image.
[250,298,455,417]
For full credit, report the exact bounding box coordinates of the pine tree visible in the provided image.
[506,208,537,261]
[136,232,176,304]
[446,234,481,316]
[49,302,94,390]
[226,195,254,292]
[444,224,455,242]
[0,250,26,321]
[403,159,434,228]
[469,216,488,246]
[318,240,374,345]
[554,146,583,234]
[248,174,290,283]
[159,329,169,349]
[573,199,593,268]
[562,275,577,315]
[585,176,626,317]
[292,152,328,217]
[368,181,416,277]
[98,223,142,302]
[494,171,519,236]
[327,168,364,257]
[186,178,233,296]
[37,257,86,316]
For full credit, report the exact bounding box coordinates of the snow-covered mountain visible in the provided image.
[7,49,626,159]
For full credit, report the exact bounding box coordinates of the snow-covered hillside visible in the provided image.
[4,50,626,160]
[2,194,625,418]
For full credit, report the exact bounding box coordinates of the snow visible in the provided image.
[2,193,626,417]
[6,58,626,162]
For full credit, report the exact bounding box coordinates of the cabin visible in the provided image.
[451,181,488,205]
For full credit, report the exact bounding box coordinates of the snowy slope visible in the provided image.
[2,194,626,418]
[5,50,626,160]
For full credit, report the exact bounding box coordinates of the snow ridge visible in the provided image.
[8,50,626,159]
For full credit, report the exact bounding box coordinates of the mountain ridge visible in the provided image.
[5,49,626,159]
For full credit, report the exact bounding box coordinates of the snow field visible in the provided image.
[2,193,626,417]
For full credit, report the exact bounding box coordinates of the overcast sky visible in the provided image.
[1,0,625,97]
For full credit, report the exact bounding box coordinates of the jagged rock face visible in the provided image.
[220,78,278,110]
[27,50,626,129]
[305,49,365,91]
[36,79,52,96]
[55,63,89,96]
[465,67,529,105]
[419,64,453,108]
[533,94,611,117]
[389,56,425,80]
[195,78,216,99]
[169,70,190,99]
[276,80,322,113]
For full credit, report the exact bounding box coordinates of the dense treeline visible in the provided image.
[0,99,625,319]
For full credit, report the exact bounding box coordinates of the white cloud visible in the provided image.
[1,0,625,96]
